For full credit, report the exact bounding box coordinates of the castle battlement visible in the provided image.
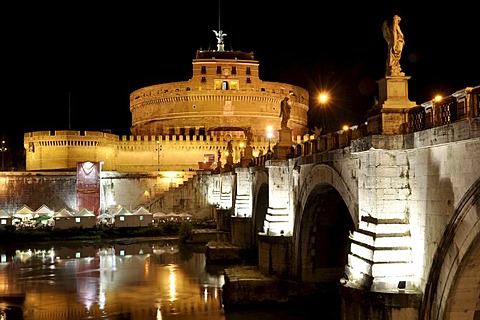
[25,130,276,145]
[25,130,119,141]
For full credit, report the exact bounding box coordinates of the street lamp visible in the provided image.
[266,126,273,153]
[318,92,329,132]
[0,139,7,171]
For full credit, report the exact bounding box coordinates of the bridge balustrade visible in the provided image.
[407,106,426,132]
[293,144,302,157]
[303,140,312,155]
[246,86,479,166]
[316,135,328,152]
[438,98,457,126]
[408,86,479,133]
[339,129,352,148]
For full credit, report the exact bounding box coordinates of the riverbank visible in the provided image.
[0,220,216,243]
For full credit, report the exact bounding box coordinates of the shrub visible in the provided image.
[178,222,193,243]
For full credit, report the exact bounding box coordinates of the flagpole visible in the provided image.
[68,92,71,130]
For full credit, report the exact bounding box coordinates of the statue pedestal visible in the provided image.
[367,75,416,135]
[223,154,234,172]
[241,145,253,167]
[274,128,293,160]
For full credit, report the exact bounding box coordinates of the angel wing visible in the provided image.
[382,20,391,44]
[213,30,227,43]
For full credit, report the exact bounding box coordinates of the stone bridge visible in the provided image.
[170,84,480,319]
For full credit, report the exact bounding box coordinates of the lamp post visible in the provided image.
[266,126,273,153]
[318,92,329,132]
[0,139,7,171]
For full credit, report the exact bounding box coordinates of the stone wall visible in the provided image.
[0,172,77,212]
[0,171,195,214]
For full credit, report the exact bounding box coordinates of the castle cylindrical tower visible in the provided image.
[130,50,309,139]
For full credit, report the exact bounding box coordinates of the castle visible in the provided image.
[24,30,309,180]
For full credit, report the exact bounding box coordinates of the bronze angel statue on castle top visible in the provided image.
[382,15,405,76]
[213,30,227,44]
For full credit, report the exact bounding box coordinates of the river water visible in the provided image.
[0,238,320,320]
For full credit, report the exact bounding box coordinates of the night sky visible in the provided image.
[2,1,479,162]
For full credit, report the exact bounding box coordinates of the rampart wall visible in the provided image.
[24,130,289,172]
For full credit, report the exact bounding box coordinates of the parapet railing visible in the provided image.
[248,85,479,166]
[408,86,479,132]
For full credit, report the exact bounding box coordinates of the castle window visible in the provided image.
[246,67,251,75]
[201,66,206,74]
[222,81,229,90]
[186,87,191,91]
[216,66,222,74]
[261,88,266,92]
[201,77,206,83]
[231,66,236,75]
[246,78,251,84]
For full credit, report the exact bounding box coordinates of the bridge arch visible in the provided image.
[292,164,358,282]
[421,177,480,320]
[252,170,269,245]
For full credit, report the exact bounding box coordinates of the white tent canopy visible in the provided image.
[34,204,54,218]
[0,209,12,218]
[133,206,152,216]
[54,208,74,217]
[14,205,34,220]
[114,206,132,216]
[76,208,95,217]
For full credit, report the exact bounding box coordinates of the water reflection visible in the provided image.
[0,239,225,320]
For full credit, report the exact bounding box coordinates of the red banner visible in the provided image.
[76,162,101,215]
